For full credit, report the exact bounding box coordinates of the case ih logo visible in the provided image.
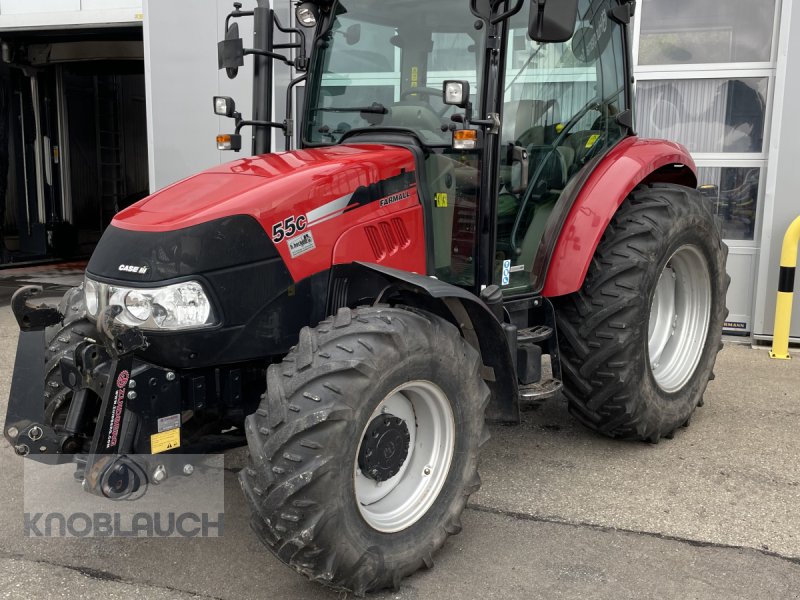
[288,232,316,258]
[118,264,149,274]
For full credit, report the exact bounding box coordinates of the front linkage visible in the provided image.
[4,286,183,495]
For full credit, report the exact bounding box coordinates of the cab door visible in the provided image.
[496,0,629,294]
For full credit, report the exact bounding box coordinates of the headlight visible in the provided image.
[84,278,217,331]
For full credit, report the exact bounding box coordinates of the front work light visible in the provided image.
[217,133,242,152]
[295,2,319,28]
[443,80,470,108]
[213,96,236,117]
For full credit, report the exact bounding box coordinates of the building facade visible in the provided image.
[0,0,798,342]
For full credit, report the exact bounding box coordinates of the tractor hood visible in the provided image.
[113,144,417,233]
[90,144,423,284]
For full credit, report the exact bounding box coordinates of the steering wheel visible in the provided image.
[400,87,452,117]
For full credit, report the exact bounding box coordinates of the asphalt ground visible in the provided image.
[1,265,799,599]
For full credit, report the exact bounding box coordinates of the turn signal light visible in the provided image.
[216,133,242,152]
[453,129,478,150]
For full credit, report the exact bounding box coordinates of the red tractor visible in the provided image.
[5,0,728,595]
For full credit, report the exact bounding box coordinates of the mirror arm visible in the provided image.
[469,0,486,20]
[273,12,309,70]
[235,119,287,135]
[284,72,309,151]
[490,0,525,24]
[224,9,254,32]
[450,101,474,126]
[244,47,295,67]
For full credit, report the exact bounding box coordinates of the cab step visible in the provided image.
[517,325,553,345]
[519,377,562,400]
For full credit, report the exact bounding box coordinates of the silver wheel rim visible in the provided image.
[354,380,455,533]
[648,244,712,393]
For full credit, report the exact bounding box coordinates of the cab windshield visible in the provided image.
[304,0,486,145]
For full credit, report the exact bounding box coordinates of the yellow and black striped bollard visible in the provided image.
[770,216,800,360]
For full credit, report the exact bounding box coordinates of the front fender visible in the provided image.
[344,263,520,424]
[541,136,697,298]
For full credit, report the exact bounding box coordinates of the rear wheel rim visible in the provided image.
[648,244,712,393]
[354,380,455,533]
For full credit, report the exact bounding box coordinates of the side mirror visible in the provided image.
[528,0,578,43]
[218,21,244,79]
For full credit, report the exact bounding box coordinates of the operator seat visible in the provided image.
[502,99,555,147]
[560,129,602,176]
[499,100,549,220]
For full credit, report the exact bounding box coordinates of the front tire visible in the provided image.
[44,286,97,428]
[554,183,729,442]
[240,306,490,595]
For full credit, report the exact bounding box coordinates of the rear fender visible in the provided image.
[332,263,519,424]
[541,137,697,298]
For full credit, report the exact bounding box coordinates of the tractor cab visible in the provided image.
[218,0,633,296]
[304,0,629,293]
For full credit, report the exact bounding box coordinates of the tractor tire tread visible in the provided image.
[241,305,489,595]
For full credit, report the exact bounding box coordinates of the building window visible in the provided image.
[636,78,768,153]
[697,167,761,241]
[638,0,778,65]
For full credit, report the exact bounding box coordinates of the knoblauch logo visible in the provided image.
[106,370,130,449]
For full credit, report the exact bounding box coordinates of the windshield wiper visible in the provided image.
[310,102,388,115]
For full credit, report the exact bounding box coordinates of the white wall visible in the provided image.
[755,0,800,340]
[142,0,258,192]
[0,0,142,29]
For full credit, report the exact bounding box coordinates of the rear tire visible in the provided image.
[554,183,729,442]
[240,306,490,595]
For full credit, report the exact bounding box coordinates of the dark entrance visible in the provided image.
[0,31,148,265]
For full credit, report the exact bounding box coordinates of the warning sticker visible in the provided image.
[151,428,181,454]
[435,193,448,208]
[157,413,181,433]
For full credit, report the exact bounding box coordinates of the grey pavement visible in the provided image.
[0,272,799,599]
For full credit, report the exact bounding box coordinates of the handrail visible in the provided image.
[770,215,800,359]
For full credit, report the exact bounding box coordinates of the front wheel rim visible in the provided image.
[648,244,712,393]
[354,380,455,533]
